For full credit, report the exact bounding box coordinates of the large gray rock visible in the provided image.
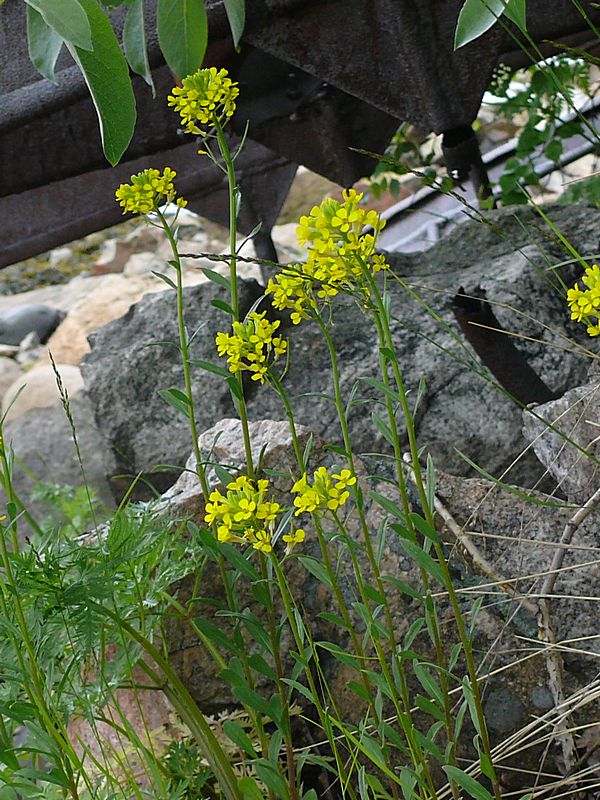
[80,280,264,498]
[80,204,596,499]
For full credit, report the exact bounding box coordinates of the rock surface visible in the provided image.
[2,393,114,537]
[80,280,264,498]
[81,204,594,498]
[523,377,600,503]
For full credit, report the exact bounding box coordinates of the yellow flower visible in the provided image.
[215,312,287,383]
[567,264,600,335]
[282,527,305,554]
[252,530,272,553]
[168,67,239,136]
[204,475,281,553]
[292,466,353,516]
[266,190,388,324]
[115,167,186,215]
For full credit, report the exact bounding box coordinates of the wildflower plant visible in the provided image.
[1,59,557,800]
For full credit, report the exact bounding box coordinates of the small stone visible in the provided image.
[0,303,62,345]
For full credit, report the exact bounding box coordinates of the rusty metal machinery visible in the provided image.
[1,0,599,269]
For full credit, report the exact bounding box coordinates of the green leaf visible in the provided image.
[503,0,527,32]
[254,760,289,800]
[123,0,155,92]
[157,0,208,80]
[372,411,395,446]
[24,0,92,50]
[297,556,333,590]
[191,358,230,378]
[442,767,494,800]
[398,539,446,585]
[222,720,257,757]
[26,5,64,82]
[65,0,136,165]
[201,267,231,289]
[454,0,506,49]
[212,298,235,316]
[223,0,245,47]
[194,618,239,654]
[152,271,177,289]
[158,387,191,417]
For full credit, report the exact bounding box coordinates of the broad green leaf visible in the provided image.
[65,0,136,165]
[123,0,155,92]
[454,0,505,49]
[26,6,64,82]
[24,0,92,50]
[442,767,494,800]
[157,0,208,80]
[223,0,245,47]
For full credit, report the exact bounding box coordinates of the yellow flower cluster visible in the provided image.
[204,475,281,552]
[215,312,287,383]
[115,168,187,215]
[567,264,600,336]
[266,190,388,324]
[292,467,356,516]
[168,67,239,135]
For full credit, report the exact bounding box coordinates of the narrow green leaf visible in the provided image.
[454,0,505,49]
[194,618,238,654]
[442,767,494,800]
[123,0,155,92]
[254,760,289,800]
[65,0,136,165]
[222,721,257,757]
[297,556,333,590]
[191,358,230,378]
[24,0,92,50]
[212,298,235,316]
[224,0,245,47]
[152,271,177,289]
[372,411,395,446]
[158,387,191,417]
[157,0,208,79]
[202,267,231,289]
[26,6,63,82]
[398,539,446,585]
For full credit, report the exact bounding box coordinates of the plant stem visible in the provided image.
[214,119,255,478]
[157,210,211,502]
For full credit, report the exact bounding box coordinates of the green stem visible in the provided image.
[214,119,255,479]
[157,210,211,502]
[365,273,501,800]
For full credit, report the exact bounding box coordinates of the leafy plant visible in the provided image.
[12,0,246,165]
